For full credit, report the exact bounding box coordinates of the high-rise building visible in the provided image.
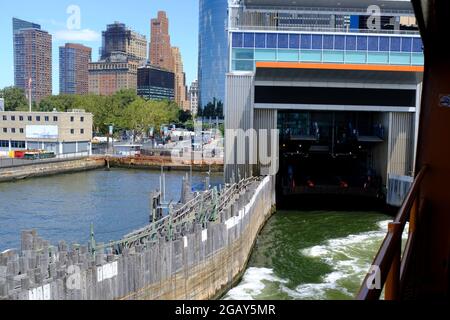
[198,0,228,109]
[150,11,174,71]
[88,53,139,96]
[137,65,175,101]
[13,18,52,103]
[189,80,199,116]
[12,17,40,34]
[101,22,147,62]
[171,47,189,111]
[60,43,92,95]
[89,22,146,96]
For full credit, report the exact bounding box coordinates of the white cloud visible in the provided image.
[53,29,100,42]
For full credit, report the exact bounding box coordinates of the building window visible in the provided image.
[19,116,24,121]
[11,116,16,121]
[20,128,24,133]
[80,117,84,122]
[11,128,16,133]
[36,116,41,122]
[53,116,58,122]
[45,116,49,122]
[11,141,25,148]
[28,116,32,121]
[0,141,8,148]
[70,116,74,122]
[2,128,7,133]
[3,116,7,121]
[80,129,84,134]
[70,129,75,134]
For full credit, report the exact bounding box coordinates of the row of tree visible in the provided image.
[0,87,29,111]
[0,87,192,137]
[197,98,224,119]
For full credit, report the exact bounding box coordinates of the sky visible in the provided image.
[0,0,199,94]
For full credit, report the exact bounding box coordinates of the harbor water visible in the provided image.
[224,211,391,300]
[1,169,390,300]
[0,168,223,251]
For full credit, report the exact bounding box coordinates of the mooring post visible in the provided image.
[90,223,96,256]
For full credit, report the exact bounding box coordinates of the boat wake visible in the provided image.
[224,220,400,300]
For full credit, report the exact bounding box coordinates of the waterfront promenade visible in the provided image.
[0,154,224,183]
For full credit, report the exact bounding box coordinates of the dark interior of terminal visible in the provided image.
[277,111,386,209]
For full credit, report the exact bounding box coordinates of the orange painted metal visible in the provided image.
[385,222,402,300]
[255,61,425,73]
[357,166,427,300]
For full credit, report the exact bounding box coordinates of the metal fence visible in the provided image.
[93,177,258,254]
[0,152,90,169]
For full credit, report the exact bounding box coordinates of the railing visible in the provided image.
[0,152,90,169]
[229,25,420,35]
[236,6,414,16]
[92,176,259,253]
[357,165,428,300]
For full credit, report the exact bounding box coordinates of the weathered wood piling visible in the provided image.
[0,176,275,300]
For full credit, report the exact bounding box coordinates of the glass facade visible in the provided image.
[137,67,175,101]
[198,0,228,108]
[231,32,424,71]
[60,47,76,94]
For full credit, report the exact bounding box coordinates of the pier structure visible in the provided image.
[0,176,275,300]
[225,0,424,206]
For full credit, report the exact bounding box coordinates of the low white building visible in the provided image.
[0,110,93,157]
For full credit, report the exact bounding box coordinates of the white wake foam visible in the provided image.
[225,220,405,300]
[223,267,288,300]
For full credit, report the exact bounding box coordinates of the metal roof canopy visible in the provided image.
[255,65,423,86]
[242,0,414,11]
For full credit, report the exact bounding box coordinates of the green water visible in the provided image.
[224,211,391,300]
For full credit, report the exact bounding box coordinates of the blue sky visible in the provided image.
[0,0,199,93]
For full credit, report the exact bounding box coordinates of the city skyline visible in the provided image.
[0,0,199,93]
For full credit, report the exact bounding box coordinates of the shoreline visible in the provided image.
[0,156,225,183]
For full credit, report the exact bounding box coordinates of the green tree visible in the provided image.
[201,98,224,119]
[112,89,138,109]
[38,94,76,112]
[146,100,179,133]
[120,99,179,139]
[0,86,28,111]
[178,109,193,124]
[197,105,203,117]
[73,94,110,134]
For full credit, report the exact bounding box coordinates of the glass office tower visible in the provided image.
[198,0,228,110]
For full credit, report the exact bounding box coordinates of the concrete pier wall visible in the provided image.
[0,158,105,183]
[0,176,275,300]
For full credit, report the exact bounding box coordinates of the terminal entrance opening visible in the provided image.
[276,110,385,209]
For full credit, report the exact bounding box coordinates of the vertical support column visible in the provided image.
[413,82,423,176]
[224,73,255,183]
[254,109,278,178]
[59,142,63,155]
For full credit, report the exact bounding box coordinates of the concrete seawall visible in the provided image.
[0,176,276,300]
[0,158,106,183]
[0,156,224,183]
[107,156,224,173]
